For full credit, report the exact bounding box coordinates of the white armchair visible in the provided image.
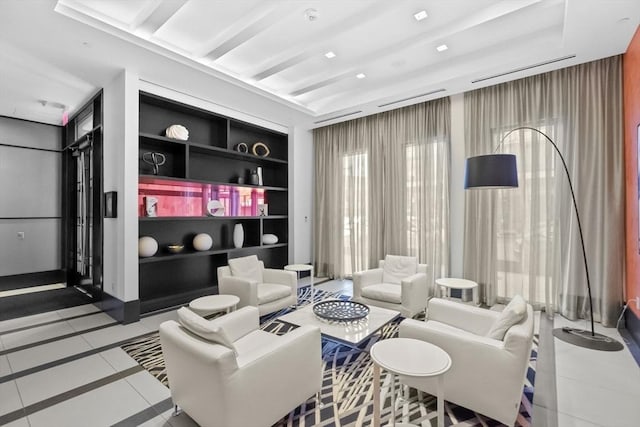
[398,297,534,426]
[159,306,322,427]
[352,255,428,317]
[217,255,297,316]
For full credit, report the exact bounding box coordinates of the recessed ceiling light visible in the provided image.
[414,10,428,21]
[325,51,336,59]
[436,44,448,52]
[356,73,366,79]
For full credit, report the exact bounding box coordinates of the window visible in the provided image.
[342,151,369,275]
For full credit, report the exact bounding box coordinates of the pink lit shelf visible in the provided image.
[138,176,285,218]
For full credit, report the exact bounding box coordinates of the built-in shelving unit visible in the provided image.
[138,92,288,313]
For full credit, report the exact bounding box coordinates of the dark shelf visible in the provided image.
[189,142,288,165]
[139,215,287,221]
[140,287,219,314]
[139,243,288,263]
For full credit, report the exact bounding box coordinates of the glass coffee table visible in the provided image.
[277,301,401,347]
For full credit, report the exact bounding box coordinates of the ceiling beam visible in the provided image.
[134,0,189,37]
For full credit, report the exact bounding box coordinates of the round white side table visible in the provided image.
[284,264,314,303]
[371,338,451,427]
[435,277,479,304]
[189,294,240,317]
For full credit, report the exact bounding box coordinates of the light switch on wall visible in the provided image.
[17,231,25,240]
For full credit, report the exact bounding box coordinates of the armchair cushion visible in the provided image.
[486,295,527,340]
[361,283,402,303]
[228,255,263,283]
[382,255,418,285]
[258,283,293,304]
[177,307,237,354]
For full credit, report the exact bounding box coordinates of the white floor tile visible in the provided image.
[0,321,75,350]
[139,310,179,332]
[55,304,101,319]
[99,347,139,371]
[27,379,152,427]
[0,355,11,377]
[81,322,152,349]
[66,312,115,332]
[0,311,62,334]
[0,380,23,416]
[6,336,92,373]
[126,371,170,405]
[15,353,117,406]
[556,374,640,427]
[161,409,199,427]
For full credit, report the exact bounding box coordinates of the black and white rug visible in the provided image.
[122,288,536,426]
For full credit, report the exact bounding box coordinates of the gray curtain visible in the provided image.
[464,56,624,326]
[314,97,450,287]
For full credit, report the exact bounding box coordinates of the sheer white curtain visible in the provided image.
[314,98,450,286]
[464,57,624,326]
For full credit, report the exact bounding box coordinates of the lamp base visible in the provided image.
[552,327,624,351]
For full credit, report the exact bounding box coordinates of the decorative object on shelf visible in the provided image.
[144,196,158,217]
[233,223,244,248]
[262,234,278,245]
[249,169,260,186]
[235,142,248,153]
[251,141,270,157]
[313,300,370,323]
[165,124,189,140]
[138,236,158,258]
[258,203,268,216]
[104,191,117,218]
[256,166,263,186]
[166,244,185,254]
[142,152,166,175]
[206,199,225,216]
[237,176,245,185]
[193,233,213,251]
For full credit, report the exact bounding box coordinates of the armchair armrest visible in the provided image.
[232,325,322,404]
[219,276,259,308]
[400,272,428,310]
[263,268,297,292]
[428,298,499,336]
[352,268,383,298]
[208,306,259,341]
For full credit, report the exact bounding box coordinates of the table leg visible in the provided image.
[373,363,380,427]
[390,372,396,426]
[437,375,444,427]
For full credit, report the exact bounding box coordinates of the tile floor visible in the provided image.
[0,278,638,427]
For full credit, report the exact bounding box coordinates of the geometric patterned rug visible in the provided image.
[121,288,537,427]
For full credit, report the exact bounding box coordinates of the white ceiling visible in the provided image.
[0,0,638,128]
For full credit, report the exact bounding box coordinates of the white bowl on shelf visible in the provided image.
[262,234,278,245]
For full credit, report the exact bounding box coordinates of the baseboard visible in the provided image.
[99,292,140,324]
[0,270,66,291]
[625,308,640,348]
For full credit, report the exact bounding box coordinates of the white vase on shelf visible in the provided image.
[233,223,244,248]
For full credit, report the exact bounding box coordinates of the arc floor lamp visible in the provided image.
[464,126,622,351]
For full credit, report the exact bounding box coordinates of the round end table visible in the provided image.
[189,294,240,317]
[435,277,479,304]
[371,337,451,427]
[284,264,314,303]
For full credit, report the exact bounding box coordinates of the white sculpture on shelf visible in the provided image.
[262,234,278,245]
[138,236,158,257]
[193,233,213,251]
[165,124,189,140]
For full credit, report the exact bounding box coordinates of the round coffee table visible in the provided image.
[189,294,240,317]
[371,338,451,427]
[284,264,315,303]
[435,277,478,304]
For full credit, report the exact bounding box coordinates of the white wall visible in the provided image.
[103,69,139,302]
[0,117,61,276]
[449,94,465,277]
[288,126,313,264]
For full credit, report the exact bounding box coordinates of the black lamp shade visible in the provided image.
[464,154,519,189]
